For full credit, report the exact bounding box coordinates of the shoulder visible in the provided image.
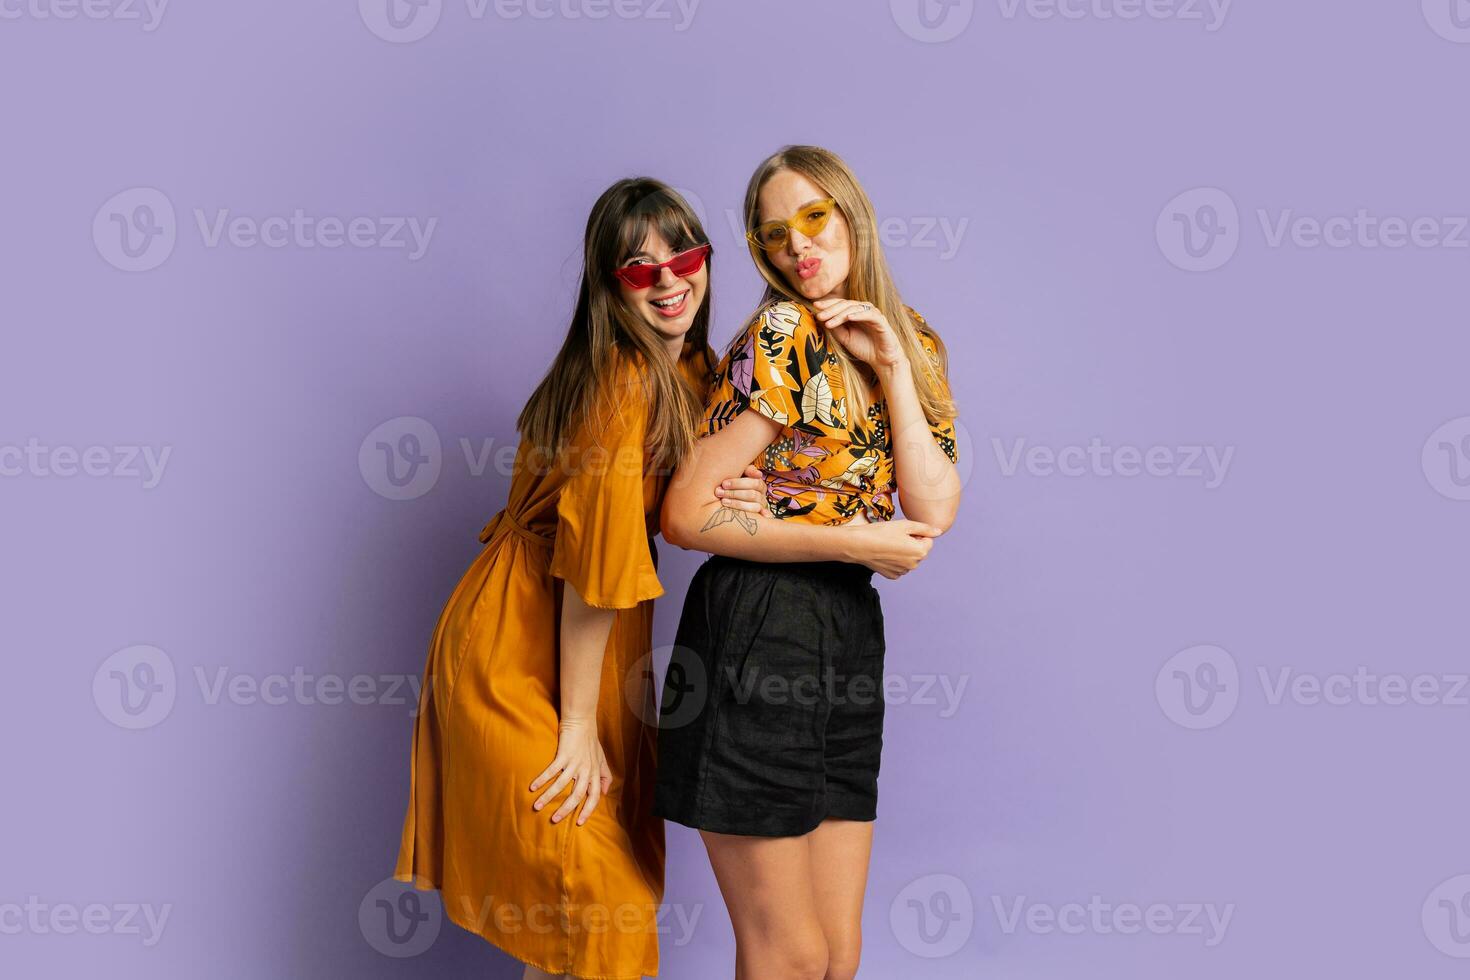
[744,299,819,344]
[679,344,715,398]
[905,305,934,344]
[580,349,652,442]
[905,306,943,363]
[604,345,658,390]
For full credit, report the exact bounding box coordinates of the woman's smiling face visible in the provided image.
[616,227,708,343]
[756,168,851,302]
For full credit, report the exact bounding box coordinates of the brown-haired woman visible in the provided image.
[656,146,963,980]
[393,178,766,980]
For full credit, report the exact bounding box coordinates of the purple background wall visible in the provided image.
[4,1,1468,977]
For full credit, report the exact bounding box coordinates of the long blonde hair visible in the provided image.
[742,145,956,424]
[517,178,714,470]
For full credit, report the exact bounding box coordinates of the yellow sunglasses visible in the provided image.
[746,198,837,252]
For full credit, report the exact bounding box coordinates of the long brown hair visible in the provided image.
[517,178,714,470]
[742,145,956,424]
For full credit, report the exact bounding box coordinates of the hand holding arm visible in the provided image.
[661,411,940,578]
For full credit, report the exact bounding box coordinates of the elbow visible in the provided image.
[660,493,694,550]
[932,493,961,533]
[931,509,958,535]
[913,507,957,536]
[901,489,960,534]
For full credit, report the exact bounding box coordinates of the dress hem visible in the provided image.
[391,872,657,980]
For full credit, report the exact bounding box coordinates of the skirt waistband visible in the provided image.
[703,553,874,587]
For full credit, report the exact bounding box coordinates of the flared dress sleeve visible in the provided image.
[549,370,664,610]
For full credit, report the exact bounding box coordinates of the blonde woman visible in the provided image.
[656,146,962,980]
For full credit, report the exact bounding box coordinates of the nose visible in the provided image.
[785,228,811,257]
[656,264,679,288]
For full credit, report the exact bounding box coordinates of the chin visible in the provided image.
[652,314,694,341]
[786,275,828,300]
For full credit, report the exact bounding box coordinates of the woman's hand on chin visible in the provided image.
[812,298,909,374]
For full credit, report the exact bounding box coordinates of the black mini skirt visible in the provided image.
[653,554,887,838]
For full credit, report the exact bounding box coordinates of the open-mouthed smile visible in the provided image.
[649,289,690,317]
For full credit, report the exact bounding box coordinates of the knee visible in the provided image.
[752,931,827,980]
[784,937,830,980]
[823,931,862,980]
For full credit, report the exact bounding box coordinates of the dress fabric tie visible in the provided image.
[478,509,553,548]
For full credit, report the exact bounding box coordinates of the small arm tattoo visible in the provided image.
[700,507,758,536]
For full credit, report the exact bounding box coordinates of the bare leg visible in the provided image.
[700,829,830,980]
[806,819,875,980]
[522,966,566,980]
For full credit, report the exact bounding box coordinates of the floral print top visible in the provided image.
[701,300,959,525]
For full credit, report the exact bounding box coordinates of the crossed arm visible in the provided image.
[660,411,866,562]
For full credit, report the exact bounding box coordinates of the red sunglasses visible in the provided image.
[613,243,712,290]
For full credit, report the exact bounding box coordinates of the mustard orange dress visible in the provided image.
[394,348,708,979]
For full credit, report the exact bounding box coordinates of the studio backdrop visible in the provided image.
[3,1,1467,978]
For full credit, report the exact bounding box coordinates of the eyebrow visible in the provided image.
[761,198,829,221]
